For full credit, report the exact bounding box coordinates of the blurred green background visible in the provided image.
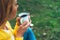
[10,0,60,40]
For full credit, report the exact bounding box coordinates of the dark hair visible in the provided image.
[0,0,14,27]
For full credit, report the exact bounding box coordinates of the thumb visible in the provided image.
[16,17,21,26]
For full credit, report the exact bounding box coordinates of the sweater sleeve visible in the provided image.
[15,37,23,40]
[6,21,23,40]
[13,22,23,40]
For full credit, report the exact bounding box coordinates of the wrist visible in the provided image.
[16,35,23,38]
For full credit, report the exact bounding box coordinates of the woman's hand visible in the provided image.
[15,17,31,37]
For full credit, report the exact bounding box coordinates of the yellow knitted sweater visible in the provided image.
[0,21,23,40]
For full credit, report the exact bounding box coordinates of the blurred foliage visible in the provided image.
[10,0,60,40]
